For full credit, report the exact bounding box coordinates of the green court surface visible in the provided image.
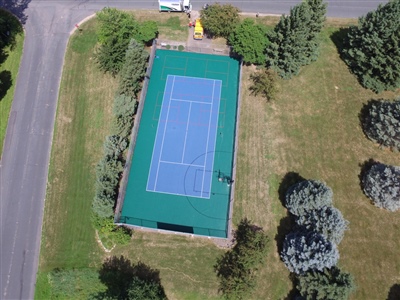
[119,50,240,238]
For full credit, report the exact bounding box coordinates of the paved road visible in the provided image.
[0,0,388,299]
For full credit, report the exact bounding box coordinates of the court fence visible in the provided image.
[114,39,157,224]
[226,59,243,241]
[156,40,232,56]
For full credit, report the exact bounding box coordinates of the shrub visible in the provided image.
[249,69,278,101]
[341,0,400,93]
[297,267,356,300]
[361,98,400,151]
[281,229,339,274]
[285,180,333,216]
[295,206,349,244]
[362,162,400,211]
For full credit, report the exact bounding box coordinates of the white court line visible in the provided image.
[145,188,211,199]
[154,76,176,190]
[172,75,219,82]
[170,98,212,105]
[160,160,204,168]
[146,75,174,191]
[200,80,216,198]
[181,101,192,164]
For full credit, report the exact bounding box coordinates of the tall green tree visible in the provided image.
[341,0,400,93]
[214,218,269,299]
[118,39,149,98]
[265,0,327,78]
[361,98,400,151]
[200,3,240,38]
[297,267,356,300]
[228,18,269,65]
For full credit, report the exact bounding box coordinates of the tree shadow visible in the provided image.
[275,214,294,254]
[98,255,135,299]
[0,70,12,100]
[387,283,400,300]
[278,172,306,207]
[330,27,351,56]
[358,158,378,193]
[0,0,31,25]
[94,255,166,300]
[283,273,300,300]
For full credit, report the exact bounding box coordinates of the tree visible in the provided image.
[361,98,400,151]
[341,0,400,93]
[297,267,356,300]
[214,218,269,299]
[118,39,149,98]
[96,8,139,75]
[112,94,137,138]
[362,162,400,211]
[249,69,278,101]
[281,229,339,274]
[127,277,167,300]
[265,0,327,79]
[228,18,269,65]
[137,21,158,45]
[285,180,333,216]
[200,3,240,38]
[295,206,349,244]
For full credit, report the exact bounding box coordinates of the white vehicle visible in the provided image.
[158,0,192,13]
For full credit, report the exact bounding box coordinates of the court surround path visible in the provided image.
[0,1,388,299]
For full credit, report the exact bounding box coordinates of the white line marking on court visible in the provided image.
[181,101,192,164]
[145,188,211,199]
[154,76,176,190]
[172,75,220,82]
[159,160,204,168]
[170,98,212,105]
[200,80,216,197]
[146,75,174,191]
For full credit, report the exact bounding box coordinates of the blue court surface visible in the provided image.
[146,75,222,198]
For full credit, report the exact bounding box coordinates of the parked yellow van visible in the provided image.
[193,19,203,40]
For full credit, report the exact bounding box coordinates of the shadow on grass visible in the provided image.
[0,70,12,100]
[330,27,350,55]
[387,283,400,300]
[277,172,306,207]
[93,255,166,300]
[358,158,378,195]
[283,273,299,300]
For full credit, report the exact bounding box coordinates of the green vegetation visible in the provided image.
[214,218,269,299]
[37,12,400,300]
[265,0,327,78]
[200,3,240,38]
[297,267,356,300]
[249,69,278,101]
[228,18,268,64]
[341,0,400,93]
[0,9,24,154]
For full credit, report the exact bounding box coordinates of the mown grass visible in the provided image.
[36,12,400,300]
[0,9,24,155]
[235,20,400,299]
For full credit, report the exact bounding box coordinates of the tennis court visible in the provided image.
[147,75,222,199]
[119,50,240,238]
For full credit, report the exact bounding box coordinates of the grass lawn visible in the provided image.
[0,9,24,155]
[36,12,400,300]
